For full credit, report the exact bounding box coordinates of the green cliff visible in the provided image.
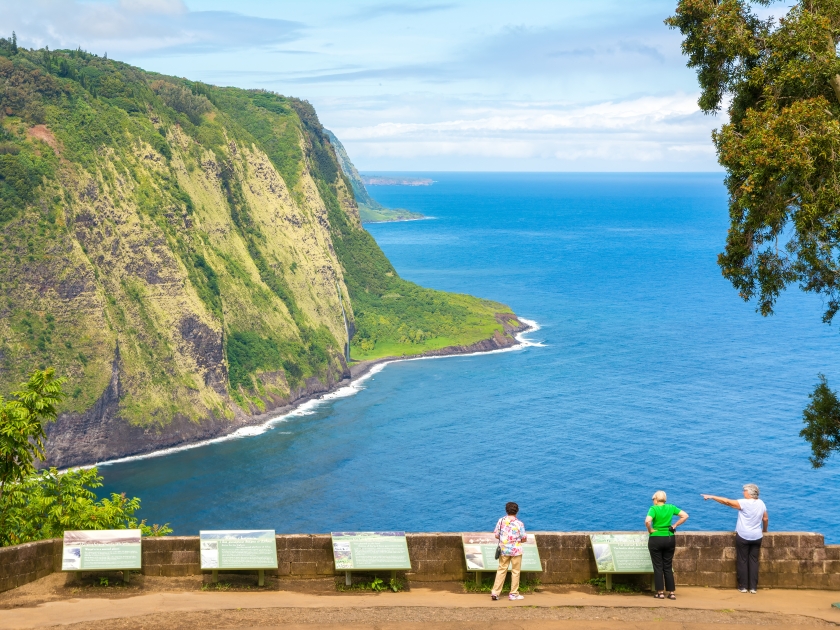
[0,42,523,466]
[323,129,424,224]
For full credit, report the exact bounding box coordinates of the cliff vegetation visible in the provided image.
[0,39,519,464]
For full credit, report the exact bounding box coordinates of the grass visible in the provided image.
[464,575,542,594]
[587,576,648,594]
[358,204,425,224]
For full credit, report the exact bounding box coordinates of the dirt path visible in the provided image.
[1,579,838,630]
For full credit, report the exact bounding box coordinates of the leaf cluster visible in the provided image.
[0,370,170,546]
[668,1,840,321]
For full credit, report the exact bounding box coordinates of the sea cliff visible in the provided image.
[0,43,524,467]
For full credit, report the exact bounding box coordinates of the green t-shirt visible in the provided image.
[647,503,681,537]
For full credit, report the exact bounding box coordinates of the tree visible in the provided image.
[0,369,170,546]
[10,32,16,55]
[801,375,840,467]
[667,0,840,466]
[0,368,65,508]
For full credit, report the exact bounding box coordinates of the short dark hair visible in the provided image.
[505,502,519,515]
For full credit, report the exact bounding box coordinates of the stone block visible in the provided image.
[290,562,319,576]
[276,562,291,576]
[799,534,825,549]
[825,546,840,561]
[141,551,168,566]
[765,533,799,548]
[801,573,831,589]
[824,560,840,574]
[828,573,840,589]
[697,558,732,573]
[161,564,198,577]
[672,559,696,573]
[142,564,162,577]
[170,551,199,564]
[315,561,335,575]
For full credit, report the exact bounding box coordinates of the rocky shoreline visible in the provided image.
[44,315,534,469]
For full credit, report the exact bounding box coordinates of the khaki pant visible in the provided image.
[492,554,522,596]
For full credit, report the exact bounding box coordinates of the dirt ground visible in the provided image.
[1,573,838,630]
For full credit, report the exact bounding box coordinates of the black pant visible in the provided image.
[648,535,676,592]
[735,534,762,590]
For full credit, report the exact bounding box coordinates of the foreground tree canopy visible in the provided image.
[0,369,170,546]
[667,0,840,466]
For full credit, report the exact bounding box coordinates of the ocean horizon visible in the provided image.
[100,172,840,542]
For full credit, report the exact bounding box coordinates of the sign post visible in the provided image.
[461,533,542,587]
[62,530,142,583]
[330,532,412,585]
[200,530,278,586]
[589,534,655,591]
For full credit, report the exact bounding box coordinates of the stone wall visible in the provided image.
[0,539,61,593]
[1,532,837,593]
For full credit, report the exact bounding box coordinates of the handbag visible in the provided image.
[495,517,505,559]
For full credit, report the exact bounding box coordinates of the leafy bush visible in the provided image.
[151,80,212,125]
[1,467,172,545]
[0,370,169,546]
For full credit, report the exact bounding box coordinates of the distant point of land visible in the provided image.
[362,176,435,187]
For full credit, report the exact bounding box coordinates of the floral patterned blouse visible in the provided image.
[494,515,527,556]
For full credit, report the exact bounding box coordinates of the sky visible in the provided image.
[0,0,789,171]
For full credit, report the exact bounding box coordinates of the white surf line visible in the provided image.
[84,318,543,470]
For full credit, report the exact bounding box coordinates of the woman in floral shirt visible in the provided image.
[491,501,527,601]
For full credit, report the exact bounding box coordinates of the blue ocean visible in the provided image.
[100,173,840,541]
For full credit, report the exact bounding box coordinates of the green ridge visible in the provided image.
[0,40,519,434]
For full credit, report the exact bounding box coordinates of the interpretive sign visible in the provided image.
[199,530,278,570]
[330,532,411,570]
[62,530,142,572]
[589,534,653,574]
[461,533,542,572]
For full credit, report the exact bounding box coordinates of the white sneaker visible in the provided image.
[749,589,757,594]
[738,588,748,593]
[509,594,524,600]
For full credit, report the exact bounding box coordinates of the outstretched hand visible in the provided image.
[701,494,713,500]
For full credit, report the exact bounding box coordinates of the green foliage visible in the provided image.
[667,1,840,321]
[0,369,65,501]
[669,1,840,466]
[0,467,172,546]
[151,80,212,125]
[801,374,840,468]
[0,371,169,545]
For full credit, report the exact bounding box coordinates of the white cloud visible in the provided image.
[1,0,301,55]
[326,93,722,170]
[119,0,187,15]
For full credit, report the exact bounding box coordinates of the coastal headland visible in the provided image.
[0,46,520,469]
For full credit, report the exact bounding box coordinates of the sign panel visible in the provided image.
[200,530,278,570]
[62,530,142,571]
[589,534,654,574]
[461,533,542,572]
[330,532,411,570]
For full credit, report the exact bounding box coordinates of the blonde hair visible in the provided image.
[652,490,667,504]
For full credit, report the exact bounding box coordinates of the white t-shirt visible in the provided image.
[735,498,767,540]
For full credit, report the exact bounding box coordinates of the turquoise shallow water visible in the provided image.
[101,173,839,540]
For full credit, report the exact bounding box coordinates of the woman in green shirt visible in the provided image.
[645,490,689,600]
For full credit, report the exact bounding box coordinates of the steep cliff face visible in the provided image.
[0,45,520,466]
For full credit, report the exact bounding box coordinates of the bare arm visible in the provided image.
[701,494,741,509]
[645,515,654,534]
[762,510,769,533]
[673,510,689,529]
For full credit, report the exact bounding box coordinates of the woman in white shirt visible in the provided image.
[701,484,768,594]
